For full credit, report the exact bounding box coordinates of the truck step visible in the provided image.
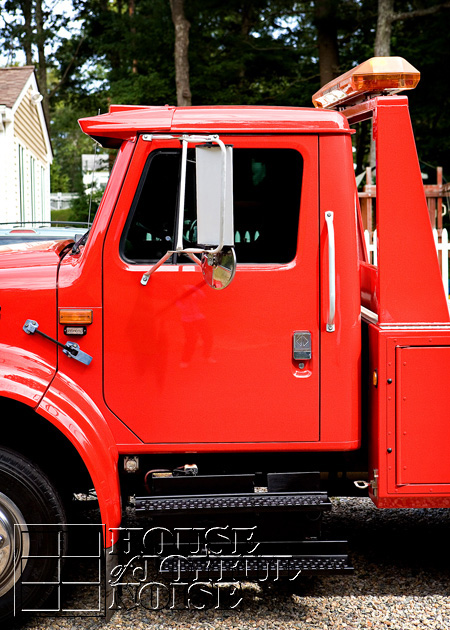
[157,555,352,578]
[156,541,353,579]
[135,491,331,515]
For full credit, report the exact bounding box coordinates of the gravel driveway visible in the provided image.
[18,497,450,630]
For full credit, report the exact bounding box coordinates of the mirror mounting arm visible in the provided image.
[185,252,202,267]
[141,250,174,285]
[140,133,230,287]
[175,138,189,251]
[140,248,206,285]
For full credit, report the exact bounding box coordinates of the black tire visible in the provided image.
[0,447,66,626]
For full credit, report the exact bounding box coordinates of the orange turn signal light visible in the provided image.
[312,57,420,109]
[59,309,93,325]
[373,370,378,388]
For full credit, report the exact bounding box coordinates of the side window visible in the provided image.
[122,151,181,262]
[233,149,302,263]
[121,147,303,264]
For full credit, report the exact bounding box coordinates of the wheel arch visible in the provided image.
[0,396,88,486]
[0,375,121,547]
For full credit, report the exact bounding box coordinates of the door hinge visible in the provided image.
[23,319,93,365]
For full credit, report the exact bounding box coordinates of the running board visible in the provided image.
[156,541,353,579]
[135,491,331,515]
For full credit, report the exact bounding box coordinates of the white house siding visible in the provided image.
[12,139,50,223]
[0,69,52,225]
[0,106,15,223]
[14,87,48,163]
[12,87,51,223]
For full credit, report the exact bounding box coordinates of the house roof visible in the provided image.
[0,66,35,108]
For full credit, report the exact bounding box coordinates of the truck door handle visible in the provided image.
[23,319,93,365]
[325,211,335,332]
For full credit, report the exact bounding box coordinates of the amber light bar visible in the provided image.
[59,309,93,325]
[312,57,420,110]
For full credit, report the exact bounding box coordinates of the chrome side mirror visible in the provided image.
[141,134,236,289]
[195,144,234,248]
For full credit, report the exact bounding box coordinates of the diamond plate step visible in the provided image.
[135,491,331,515]
[156,541,353,578]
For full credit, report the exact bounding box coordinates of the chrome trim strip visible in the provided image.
[361,306,378,324]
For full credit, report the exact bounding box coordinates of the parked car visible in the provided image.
[0,223,89,246]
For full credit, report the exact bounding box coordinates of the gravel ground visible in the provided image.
[16,497,450,630]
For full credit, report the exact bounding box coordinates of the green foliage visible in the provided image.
[50,103,95,194]
[2,0,449,187]
[392,1,450,175]
[187,1,319,107]
[72,0,176,105]
[51,209,72,222]
[67,188,103,224]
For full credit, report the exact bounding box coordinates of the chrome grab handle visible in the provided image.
[325,211,335,332]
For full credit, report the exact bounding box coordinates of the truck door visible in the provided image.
[102,134,319,446]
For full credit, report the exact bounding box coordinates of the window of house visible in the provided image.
[30,156,36,221]
[18,144,26,221]
[40,166,46,220]
[121,147,303,264]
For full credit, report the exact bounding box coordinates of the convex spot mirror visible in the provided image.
[201,247,236,290]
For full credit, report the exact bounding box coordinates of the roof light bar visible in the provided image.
[312,57,420,110]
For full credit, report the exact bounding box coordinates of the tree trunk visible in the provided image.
[238,2,253,88]
[314,0,340,86]
[19,0,33,65]
[169,0,192,106]
[374,0,394,56]
[370,0,394,168]
[35,0,49,121]
[128,0,138,74]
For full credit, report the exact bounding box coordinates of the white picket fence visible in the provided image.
[364,228,450,298]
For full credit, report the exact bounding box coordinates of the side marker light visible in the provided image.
[59,309,93,325]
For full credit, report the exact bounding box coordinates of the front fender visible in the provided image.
[0,343,55,406]
[37,371,121,547]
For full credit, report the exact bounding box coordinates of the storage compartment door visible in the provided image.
[396,346,450,485]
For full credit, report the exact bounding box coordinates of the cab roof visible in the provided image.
[79,104,350,148]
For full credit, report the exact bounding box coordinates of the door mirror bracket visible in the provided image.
[141,134,235,288]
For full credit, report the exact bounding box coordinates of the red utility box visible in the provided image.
[369,326,450,507]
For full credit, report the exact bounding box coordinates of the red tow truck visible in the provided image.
[1,56,449,621]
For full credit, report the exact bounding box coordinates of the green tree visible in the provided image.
[0,0,82,119]
[392,1,450,174]
[2,0,449,192]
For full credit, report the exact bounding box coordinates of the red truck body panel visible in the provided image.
[102,134,323,447]
[319,133,361,446]
[57,129,362,453]
[38,372,122,546]
[374,97,449,324]
[0,241,63,405]
[368,324,450,508]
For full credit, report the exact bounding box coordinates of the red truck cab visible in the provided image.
[1,56,449,622]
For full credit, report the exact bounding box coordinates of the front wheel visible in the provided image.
[0,447,66,625]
